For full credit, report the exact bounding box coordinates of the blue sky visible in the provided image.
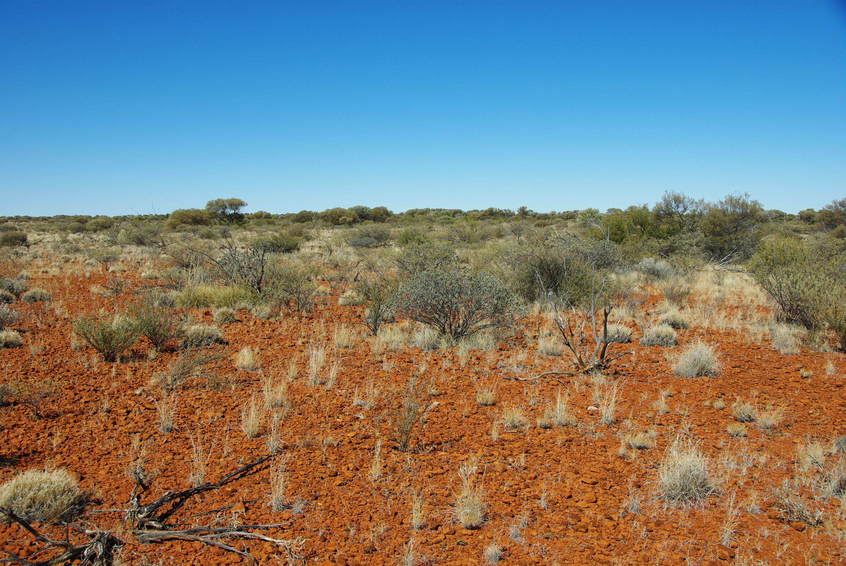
[2,1,845,216]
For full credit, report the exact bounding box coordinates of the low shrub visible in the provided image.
[0,290,15,304]
[673,342,720,377]
[0,305,20,330]
[0,330,23,348]
[395,268,517,340]
[130,303,183,351]
[0,231,27,247]
[182,324,225,348]
[636,257,675,280]
[640,324,677,347]
[0,469,87,524]
[213,307,238,324]
[21,288,51,303]
[660,309,689,330]
[604,323,632,344]
[0,278,27,298]
[74,315,139,362]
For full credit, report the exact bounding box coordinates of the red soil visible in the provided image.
[1,265,845,565]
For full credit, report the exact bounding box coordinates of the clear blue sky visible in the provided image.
[2,1,845,216]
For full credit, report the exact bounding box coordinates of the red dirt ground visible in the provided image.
[1,264,845,565]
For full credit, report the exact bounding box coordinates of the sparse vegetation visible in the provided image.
[74,314,139,361]
[672,342,720,377]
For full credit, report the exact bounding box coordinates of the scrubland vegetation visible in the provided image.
[0,193,845,564]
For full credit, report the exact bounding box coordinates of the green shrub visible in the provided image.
[354,276,397,335]
[74,315,139,362]
[130,303,183,351]
[253,233,301,254]
[0,290,14,304]
[263,262,318,313]
[0,469,87,524]
[748,237,846,349]
[0,232,27,247]
[395,268,517,340]
[21,288,51,303]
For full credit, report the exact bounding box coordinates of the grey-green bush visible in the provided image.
[0,305,19,330]
[640,324,677,347]
[74,315,139,362]
[21,288,51,303]
[395,269,517,340]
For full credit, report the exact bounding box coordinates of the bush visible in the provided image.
[213,307,238,324]
[0,305,20,330]
[395,269,517,340]
[636,257,675,280]
[604,323,632,344]
[354,276,397,335]
[130,303,183,351]
[660,309,689,330]
[0,278,27,297]
[395,243,458,278]
[749,237,846,349]
[506,235,620,306]
[0,290,14,304]
[640,324,677,347]
[0,330,23,348]
[74,315,139,362]
[21,288,51,303]
[263,262,318,314]
[673,342,720,377]
[182,324,225,348]
[0,232,27,247]
[658,438,717,505]
[253,233,301,254]
[0,469,87,524]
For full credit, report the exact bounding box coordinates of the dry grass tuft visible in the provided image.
[240,395,262,438]
[454,458,485,529]
[672,342,720,378]
[641,324,677,347]
[234,346,261,371]
[0,329,23,348]
[658,437,717,505]
[0,469,87,524]
[501,406,529,431]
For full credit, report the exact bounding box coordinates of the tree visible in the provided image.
[700,193,764,262]
[205,198,247,224]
